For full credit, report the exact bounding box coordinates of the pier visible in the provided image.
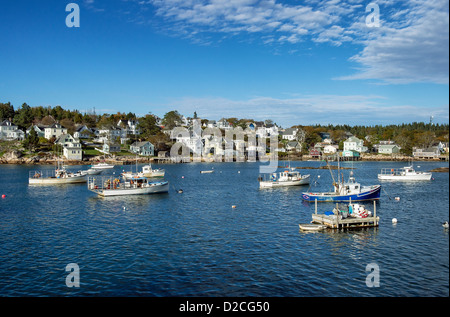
[310,199,379,229]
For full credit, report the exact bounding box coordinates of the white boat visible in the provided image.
[79,168,103,176]
[259,168,310,188]
[200,170,214,174]
[87,176,169,197]
[91,163,115,169]
[142,164,165,177]
[299,223,327,231]
[378,165,432,181]
[29,168,86,185]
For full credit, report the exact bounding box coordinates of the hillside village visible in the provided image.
[0,102,449,164]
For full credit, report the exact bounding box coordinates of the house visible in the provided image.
[44,123,67,140]
[280,128,298,141]
[102,143,121,154]
[343,136,368,153]
[323,144,338,154]
[0,120,25,140]
[63,142,83,160]
[117,119,141,136]
[413,147,441,159]
[216,118,232,130]
[26,124,46,138]
[73,125,92,139]
[130,141,155,156]
[97,125,125,143]
[378,144,401,155]
[286,141,302,152]
[342,150,360,158]
[55,134,76,147]
[309,148,321,158]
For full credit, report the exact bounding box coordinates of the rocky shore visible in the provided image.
[0,150,153,166]
[0,150,448,165]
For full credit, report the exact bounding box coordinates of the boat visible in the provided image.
[91,162,115,169]
[259,168,310,188]
[142,164,165,177]
[301,158,381,202]
[79,168,103,176]
[87,176,169,197]
[200,170,214,174]
[378,165,432,181]
[299,223,327,231]
[29,167,86,185]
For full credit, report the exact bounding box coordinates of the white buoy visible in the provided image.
[238,171,240,173]
[317,175,320,178]
[123,206,126,211]
[392,218,398,224]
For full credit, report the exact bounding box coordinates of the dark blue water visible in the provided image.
[0,161,448,296]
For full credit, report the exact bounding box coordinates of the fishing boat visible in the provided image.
[87,176,169,197]
[259,168,310,188]
[91,162,115,169]
[29,167,86,185]
[378,165,432,181]
[301,158,381,202]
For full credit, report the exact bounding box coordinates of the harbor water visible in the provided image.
[0,161,448,296]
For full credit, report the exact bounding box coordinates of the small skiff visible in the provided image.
[299,223,327,231]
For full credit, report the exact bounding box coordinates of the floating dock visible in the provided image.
[303,200,379,230]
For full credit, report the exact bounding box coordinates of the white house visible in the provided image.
[323,144,338,154]
[0,120,25,140]
[130,141,154,156]
[74,125,92,139]
[63,142,83,160]
[44,123,67,140]
[343,136,368,153]
[280,128,298,141]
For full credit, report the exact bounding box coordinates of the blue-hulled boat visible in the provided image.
[301,159,381,202]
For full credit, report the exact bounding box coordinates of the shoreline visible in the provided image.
[1,154,448,166]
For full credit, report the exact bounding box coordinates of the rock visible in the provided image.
[3,150,23,161]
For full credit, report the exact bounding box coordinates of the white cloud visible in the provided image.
[340,0,449,84]
[125,0,449,85]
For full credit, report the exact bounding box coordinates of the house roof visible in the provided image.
[345,136,361,142]
[131,141,153,147]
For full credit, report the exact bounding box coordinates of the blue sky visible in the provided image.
[0,0,448,127]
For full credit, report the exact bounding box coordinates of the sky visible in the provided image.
[0,0,448,128]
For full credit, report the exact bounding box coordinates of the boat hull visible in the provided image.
[260,175,310,188]
[378,174,432,181]
[301,185,381,202]
[93,181,169,196]
[29,176,87,185]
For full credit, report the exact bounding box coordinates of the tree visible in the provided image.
[23,128,39,151]
[13,103,33,129]
[162,110,182,130]
[138,114,160,138]
[0,102,15,120]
